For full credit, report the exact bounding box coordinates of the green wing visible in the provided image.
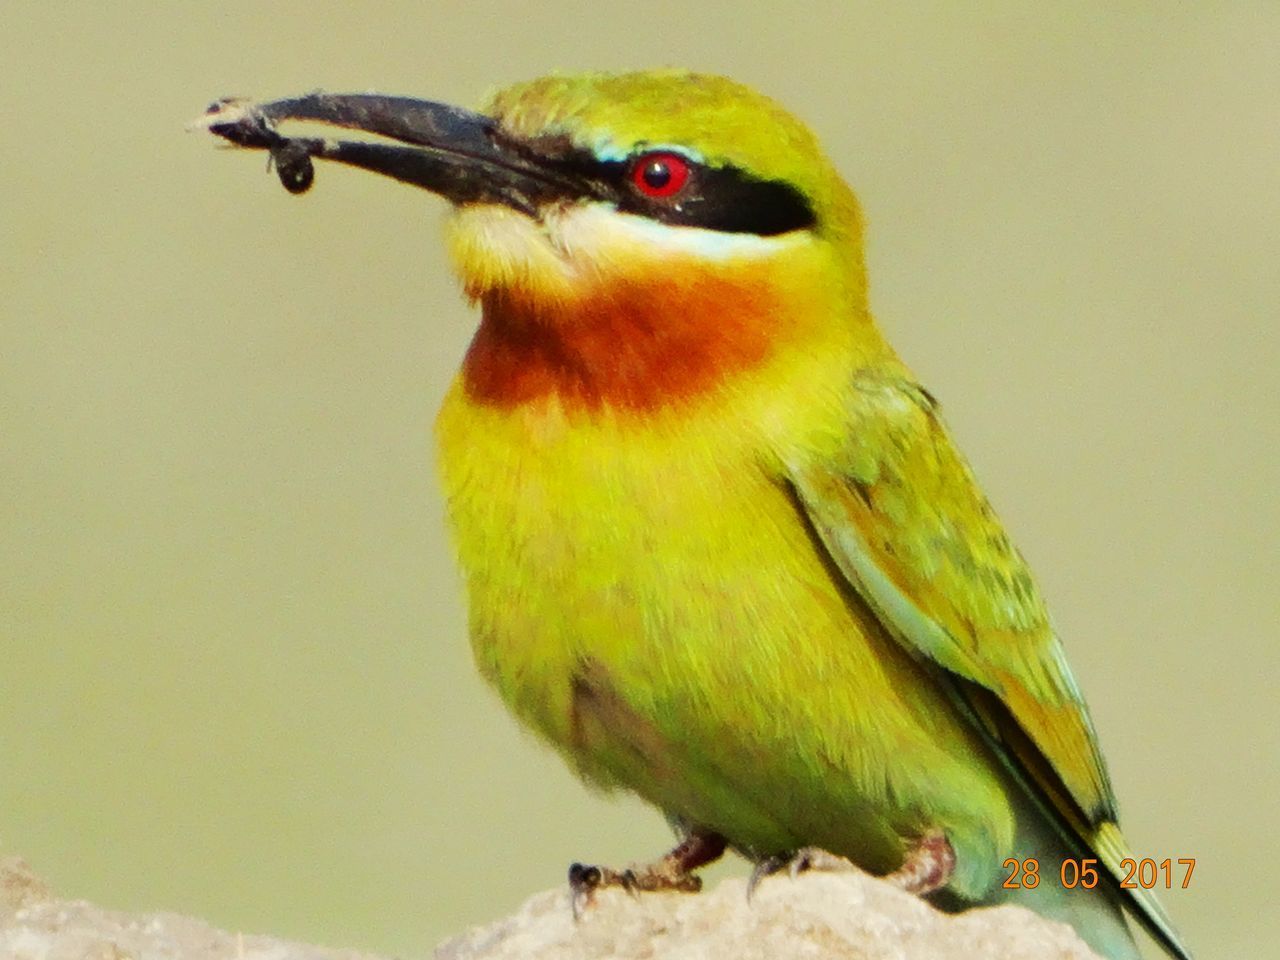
[786,369,1114,820]
[784,368,1189,958]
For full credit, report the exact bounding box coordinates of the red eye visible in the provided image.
[631,151,691,198]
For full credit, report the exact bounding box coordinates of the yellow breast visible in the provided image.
[433,342,1009,867]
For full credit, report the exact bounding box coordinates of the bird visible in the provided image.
[199,69,1192,960]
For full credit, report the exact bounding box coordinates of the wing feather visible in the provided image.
[784,370,1116,825]
[784,368,1193,957]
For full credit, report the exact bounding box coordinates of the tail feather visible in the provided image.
[943,675,1193,959]
[974,792,1142,960]
[1091,823,1192,960]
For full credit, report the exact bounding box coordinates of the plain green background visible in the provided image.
[3,3,1276,957]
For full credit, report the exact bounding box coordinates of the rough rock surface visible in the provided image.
[2,855,1099,960]
[0,856,380,960]
[439,871,1102,960]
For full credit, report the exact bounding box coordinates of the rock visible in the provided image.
[0,856,1099,960]
[438,869,1101,960]
[0,856,381,960]
[0,858,52,916]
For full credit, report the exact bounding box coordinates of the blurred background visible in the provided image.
[2,2,1276,957]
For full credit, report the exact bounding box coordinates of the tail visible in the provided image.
[1091,821,1191,960]
[938,677,1193,959]
[966,790,1191,960]
[973,797,1141,960]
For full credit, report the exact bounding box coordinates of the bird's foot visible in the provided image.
[884,829,955,895]
[568,829,727,918]
[746,847,855,900]
[746,829,955,900]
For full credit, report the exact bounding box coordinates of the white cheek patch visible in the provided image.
[446,205,585,300]
[446,202,807,299]
[552,203,804,264]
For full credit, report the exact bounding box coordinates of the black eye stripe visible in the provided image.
[515,136,817,237]
[600,159,815,236]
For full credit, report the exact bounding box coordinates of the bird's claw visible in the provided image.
[568,862,605,919]
[746,835,954,903]
[746,847,856,901]
[788,846,856,876]
[568,858,703,918]
[746,856,784,901]
[567,830,722,918]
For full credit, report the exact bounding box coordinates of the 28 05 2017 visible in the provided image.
[1002,857,1196,890]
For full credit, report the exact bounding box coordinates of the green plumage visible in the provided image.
[429,71,1191,960]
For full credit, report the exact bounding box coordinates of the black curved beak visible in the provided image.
[195,92,600,215]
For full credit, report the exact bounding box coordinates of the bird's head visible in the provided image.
[445,71,867,311]
[205,71,879,410]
